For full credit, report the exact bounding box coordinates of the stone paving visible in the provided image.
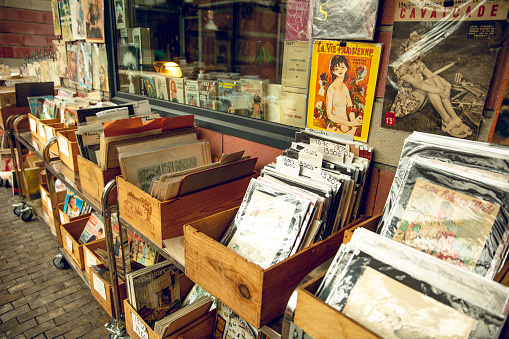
[0,187,111,338]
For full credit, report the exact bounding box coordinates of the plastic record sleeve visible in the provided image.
[379,157,509,279]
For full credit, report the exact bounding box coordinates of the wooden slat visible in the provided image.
[343,214,382,244]
[77,155,120,204]
[294,273,380,339]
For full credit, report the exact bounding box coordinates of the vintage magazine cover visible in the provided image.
[280,91,306,127]
[281,40,310,94]
[240,79,267,119]
[78,212,105,244]
[217,79,239,113]
[81,42,93,90]
[58,0,73,41]
[54,40,68,78]
[213,300,257,339]
[70,0,86,40]
[312,0,379,40]
[169,77,185,103]
[154,75,169,100]
[382,0,509,140]
[51,0,61,36]
[66,43,78,84]
[306,40,382,142]
[198,80,218,110]
[285,0,312,41]
[140,75,157,98]
[185,80,200,107]
[115,0,126,29]
[266,83,281,123]
[83,0,105,43]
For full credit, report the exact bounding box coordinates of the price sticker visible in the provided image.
[86,249,97,267]
[29,118,37,133]
[132,312,149,339]
[57,136,69,158]
[92,273,107,301]
[38,123,46,139]
[66,235,73,252]
[45,126,54,139]
[275,156,300,177]
[40,189,48,204]
[59,210,66,225]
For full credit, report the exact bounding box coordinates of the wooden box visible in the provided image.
[28,113,60,141]
[293,272,379,339]
[0,106,30,130]
[77,155,120,205]
[0,87,16,108]
[124,274,213,339]
[90,263,127,318]
[117,174,252,248]
[83,239,106,283]
[58,203,92,225]
[184,207,344,328]
[56,130,80,171]
[60,214,95,269]
[40,183,67,226]
[342,214,381,244]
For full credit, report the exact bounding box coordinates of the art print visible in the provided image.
[70,0,86,40]
[83,0,104,42]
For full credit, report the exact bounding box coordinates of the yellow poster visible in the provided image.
[306,40,382,142]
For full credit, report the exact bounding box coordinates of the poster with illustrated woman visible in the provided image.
[306,40,382,142]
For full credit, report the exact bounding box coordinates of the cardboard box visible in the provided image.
[184,207,344,328]
[117,175,251,248]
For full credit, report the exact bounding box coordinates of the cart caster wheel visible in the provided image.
[21,210,33,222]
[53,256,69,270]
[13,206,21,216]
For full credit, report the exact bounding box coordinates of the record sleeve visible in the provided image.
[312,0,378,40]
[381,0,509,140]
[306,40,382,142]
[379,158,509,279]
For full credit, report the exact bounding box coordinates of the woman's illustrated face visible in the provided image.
[333,62,348,78]
[99,66,105,83]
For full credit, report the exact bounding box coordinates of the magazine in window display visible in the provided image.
[281,40,310,94]
[140,75,157,98]
[59,0,73,41]
[66,43,79,84]
[279,91,306,127]
[221,178,312,269]
[54,40,68,78]
[285,0,312,41]
[154,75,169,100]
[312,0,378,40]
[185,80,200,107]
[266,83,281,123]
[381,0,509,140]
[489,70,509,146]
[198,80,218,110]
[213,300,257,339]
[118,44,139,94]
[51,0,61,36]
[306,40,382,143]
[240,79,267,120]
[217,79,239,113]
[379,158,509,279]
[114,0,126,30]
[169,77,185,103]
[70,0,86,40]
[83,0,104,43]
[130,27,153,66]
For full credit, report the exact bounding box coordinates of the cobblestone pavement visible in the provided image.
[0,187,111,338]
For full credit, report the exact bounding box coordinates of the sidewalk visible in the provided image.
[0,186,111,338]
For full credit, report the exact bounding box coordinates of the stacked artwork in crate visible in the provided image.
[293,132,509,338]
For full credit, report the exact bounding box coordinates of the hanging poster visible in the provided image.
[53,40,68,78]
[67,43,78,84]
[58,0,73,42]
[84,0,105,43]
[381,0,509,140]
[70,0,86,40]
[306,40,382,142]
[51,0,61,36]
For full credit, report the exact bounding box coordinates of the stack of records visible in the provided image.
[317,228,509,338]
[377,132,509,279]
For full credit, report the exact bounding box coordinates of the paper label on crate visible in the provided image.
[66,235,73,252]
[38,123,46,139]
[275,156,300,177]
[45,126,54,139]
[59,210,65,225]
[40,188,48,204]
[29,119,37,133]
[298,146,323,167]
[57,136,69,158]
[92,273,107,301]
[86,249,97,267]
[132,313,149,339]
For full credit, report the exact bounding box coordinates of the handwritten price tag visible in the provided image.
[276,156,300,177]
[66,235,73,252]
[38,123,46,140]
[29,119,37,133]
[40,189,48,204]
[57,136,69,158]
[92,273,107,301]
[86,249,97,267]
[132,313,149,339]
[59,210,66,225]
[311,168,341,190]
[298,146,323,166]
[45,126,54,139]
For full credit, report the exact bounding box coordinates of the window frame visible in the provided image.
[103,0,300,150]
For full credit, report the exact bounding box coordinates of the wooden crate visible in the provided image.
[28,113,60,141]
[184,207,344,328]
[124,274,211,339]
[56,130,80,172]
[117,175,252,248]
[90,263,127,318]
[342,214,381,244]
[58,203,92,225]
[40,183,67,226]
[0,106,30,130]
[293,272,379,339]
[83,239,106,283]
[77,155,120,205]
[60,214,95,269]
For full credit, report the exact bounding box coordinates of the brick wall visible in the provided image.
[0,0,55,67]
